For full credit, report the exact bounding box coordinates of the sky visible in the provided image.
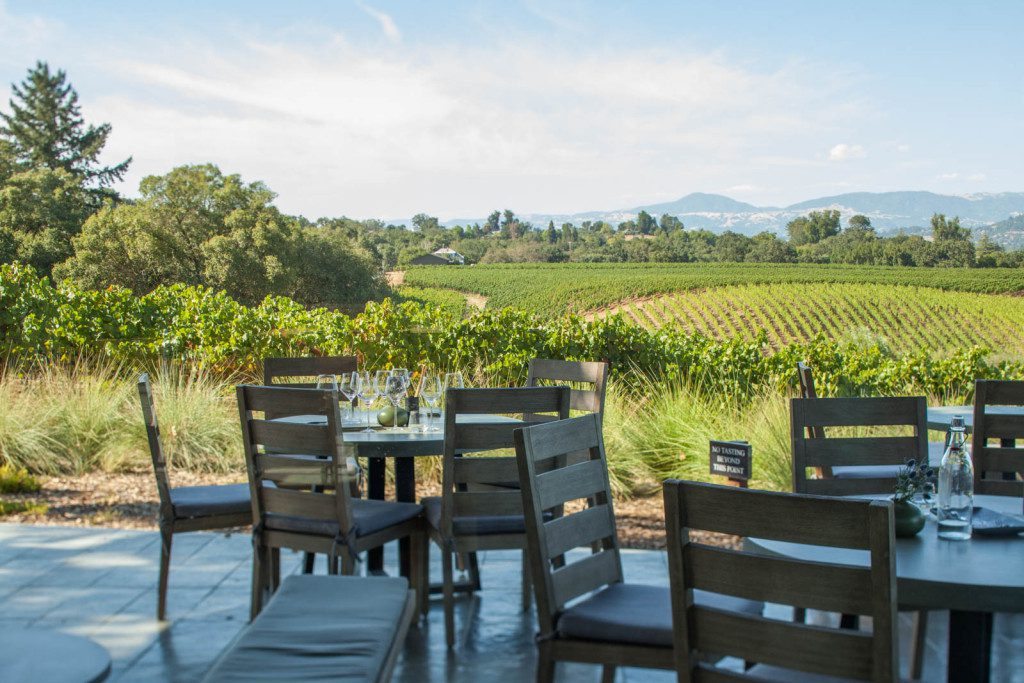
[1,0,1022,220]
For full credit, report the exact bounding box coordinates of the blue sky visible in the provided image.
[1,1,1022,219]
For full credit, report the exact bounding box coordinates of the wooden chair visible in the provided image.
[791,395,928,496]
[422,386,570,648]
[791,393,929,679]
[972,379,1024,497]
[514,414,762,682]
[262,355,358,389]
[138,373,251,621]
[664,480,898,682]
[237,384,427,619]
[527,358,609,418]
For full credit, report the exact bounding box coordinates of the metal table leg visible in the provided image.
[947,610,992,683]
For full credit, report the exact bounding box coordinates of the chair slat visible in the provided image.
[974,479,1022,496]
[451,422,532,450]
[241,385,328,416]
[569,390,600,413]
[517,414,600,463]
[258,453,334,487]
[551,549,620,607]
[692,607,873,680]
[974,447,1024,473]
[452,456,519,484]
[979,380,1024,405]
[793,396,923,428]
[250,419,334,456]
[447,387,569,415]
[684,544,872,615]
[263,356,357,384]
[536,459,607,510]
[801,437,921,466]
[982,414,1024,440]
[528,359,607,385]
[261,487,337,521]
[679,484,872,549]
[543,504,616,558]
[452,490,523,517]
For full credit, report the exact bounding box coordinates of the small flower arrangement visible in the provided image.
[893,459,934,505]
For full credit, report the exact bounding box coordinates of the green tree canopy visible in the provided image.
[848,214,872,230]
[636,210,657,235]
[930,213,971,242]
[787,209,841,246]
[56,164,385,310]
[1,61,130,189]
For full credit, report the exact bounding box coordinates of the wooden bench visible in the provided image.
[202,575,416,683]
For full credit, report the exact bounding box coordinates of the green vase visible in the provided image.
[893,499,925,538]
[377,405,409,427]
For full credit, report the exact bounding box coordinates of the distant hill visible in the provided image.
[428,190,1024,246]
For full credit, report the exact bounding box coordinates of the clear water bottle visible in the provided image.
[937,416,973,540]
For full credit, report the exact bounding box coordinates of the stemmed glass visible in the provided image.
[315,374,337,392]
[418,374,442,432]
[384,372,406,431]
[338,371,359,421]
[356,370,377,433]
[441,371,464,416]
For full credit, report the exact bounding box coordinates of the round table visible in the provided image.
[0,630,110,682]
[278,410,520,576]
[746,494,1024,683]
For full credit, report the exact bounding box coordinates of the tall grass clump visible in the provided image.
[0,360,243,475]
[603,377,793,495]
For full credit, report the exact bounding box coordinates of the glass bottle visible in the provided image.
[936,415,973,540]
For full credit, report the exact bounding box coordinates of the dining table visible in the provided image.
[746,493,1024,683]
[276,408,520,579]
[927,404,1024,434]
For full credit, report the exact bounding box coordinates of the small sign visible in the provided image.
[710,440,752,483]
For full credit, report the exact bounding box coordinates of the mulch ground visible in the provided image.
[1,472,739,550]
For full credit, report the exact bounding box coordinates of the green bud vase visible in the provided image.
[893,499,925,538]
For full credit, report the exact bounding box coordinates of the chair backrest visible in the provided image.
[237,385,357,549]
[664,480,897,682]
[972,379,1024,497]
[439,387,570,542]
[514,413,623,638]
[527,359,609,417]
[791,396,928,495]
[138,373,173,512]
[262,356,358,388]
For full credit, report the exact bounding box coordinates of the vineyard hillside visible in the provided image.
[592,283,1024,356]
[403,263,1024,317]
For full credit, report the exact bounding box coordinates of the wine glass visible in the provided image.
[338,371,359,421]
[384,372,406,430]
[443,372,464,390]
[315,374,337,392]
[418,373,442,432]
[356,370,377,433]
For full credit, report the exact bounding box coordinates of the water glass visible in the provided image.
[418,374,442,432]
[338,371,359,420]
[356,370,377,433]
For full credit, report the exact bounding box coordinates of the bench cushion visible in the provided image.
[171,484,251,519]
[203,574,411,682]
[556,583,762,648]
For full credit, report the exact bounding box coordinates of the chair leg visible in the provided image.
[910,610,928,679]
[536,640,555,683]
[467,551,482,591]
[250,541,268,621]
[443,549,455,649]
[521,550,532,612]
[793,607,806,623]
[302,551,316,574]
[601,664,617,683]
[340,551,356,576]
[157,525,172,621]
[271,547,281,590]
[412,533,429,617]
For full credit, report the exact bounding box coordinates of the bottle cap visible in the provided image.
[951,415,965,429]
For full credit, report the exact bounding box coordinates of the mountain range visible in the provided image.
[438,191,1024,247]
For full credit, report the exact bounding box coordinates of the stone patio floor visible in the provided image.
[0,523,1021,682]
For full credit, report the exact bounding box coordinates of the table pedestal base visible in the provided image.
[947,610,992,683]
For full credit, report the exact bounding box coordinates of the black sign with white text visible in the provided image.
[709,440,752,481]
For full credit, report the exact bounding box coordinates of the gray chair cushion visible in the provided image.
[422,496,549,536]
[556,583,762,647]
[171,484,251,519]
[265,498,422,539]
[202,574,410,682]
[743,663,905,682]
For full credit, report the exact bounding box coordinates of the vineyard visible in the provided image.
[403,262,1024,317]
[595,283,1024,356]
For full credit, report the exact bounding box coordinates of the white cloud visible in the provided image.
[938,172,959,180]
[828,143,866,161]
[896,143,911,153]
[356,2,401,44]
[968,172,987,181]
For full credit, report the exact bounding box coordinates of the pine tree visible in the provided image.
[0,61,131,189]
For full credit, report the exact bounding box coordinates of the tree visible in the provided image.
[848,214,872,230]
[545,220,557,244]
[0,62,130,190]
[746,231,796,263]
[659,213,684,233]
[57,164,385,309]
[411,213,440,232]
[931,213,971,242]
[484,210,500,234]
[787,209,841,246]
[636,210,657,235]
